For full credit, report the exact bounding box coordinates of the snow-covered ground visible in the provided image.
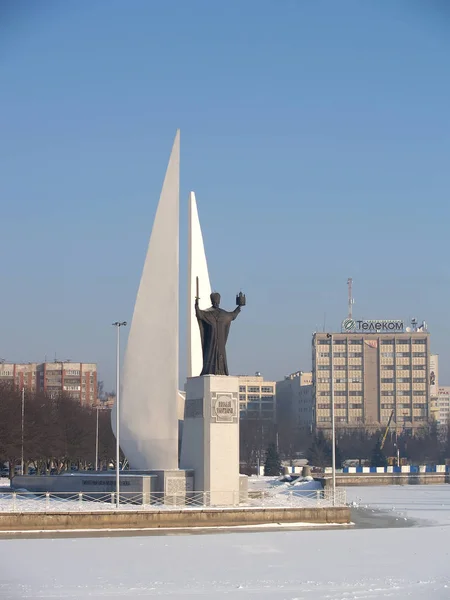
[0,484,449,599]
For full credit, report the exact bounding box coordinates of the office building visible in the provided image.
[312,318,431,432]
[429,354,439,420]
[0,361,97,406]
[276,371,313,431]
[238,373,276,422]
[435,386,450,425]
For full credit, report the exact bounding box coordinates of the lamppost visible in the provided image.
[112,321,127,508]
[326,333,336,503]
[95,405,99,471]
[21,387,25,476]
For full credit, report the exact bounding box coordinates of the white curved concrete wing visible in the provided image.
[113,131,180,470]
[187,191,212,377]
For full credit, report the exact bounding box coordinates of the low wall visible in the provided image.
[318,473,449,488]
[325,465,449,474]
[0,506,350,531]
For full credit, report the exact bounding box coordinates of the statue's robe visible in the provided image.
[195,305,240,376]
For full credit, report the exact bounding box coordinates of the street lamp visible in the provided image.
[21,387,25,476]
[326,333,336,503]
[95,405,100,471]
[112,321,127,508]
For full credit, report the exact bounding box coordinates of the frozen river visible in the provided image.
[0,484,449,599]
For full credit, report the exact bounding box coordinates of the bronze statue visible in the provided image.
[195,281,245,376]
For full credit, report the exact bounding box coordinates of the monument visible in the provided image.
[180,290,245,505]
[113,130,180,472]
[196,291,244,376]
[110,130,246,504]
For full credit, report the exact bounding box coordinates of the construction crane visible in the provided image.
[380,409,395,450]
[347,277,354,319]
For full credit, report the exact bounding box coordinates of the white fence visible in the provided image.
[0,488,346,513]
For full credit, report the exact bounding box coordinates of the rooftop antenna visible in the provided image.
[347,277,354,319]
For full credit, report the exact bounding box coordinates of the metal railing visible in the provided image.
[0,488,346,513]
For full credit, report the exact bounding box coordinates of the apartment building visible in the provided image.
[0,361,97,405]
[238,373,276,422]
[276,371,313,431]
[312,319,431,432]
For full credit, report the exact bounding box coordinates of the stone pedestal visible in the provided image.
[180,375,240,506]
[127,469,194,506]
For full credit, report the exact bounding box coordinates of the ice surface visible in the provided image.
[0,484,449,599]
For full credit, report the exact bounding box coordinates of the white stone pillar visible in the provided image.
[180,375,240,506]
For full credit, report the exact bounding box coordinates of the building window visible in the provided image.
[239,386,246,392]
[335,378,346,383]
[247,395,260,401]
[413,403,427,409]
[334,352,346,357]
[335,391,347,396]
[348,352,362,357]
[413,377,426,383]
[261,396,273,403]
[412,352,426,357]
[381,378,394,383]
[318,417,331,422]
[248,387,260,393]
[239,394,246,401]
[412,339,426,345]
[381,391,394,396]
[397,390,411,396]
[317,403,330,409]
[318,378,330,383]
[261,386,273,393]
[349,340,363,345]
[319,353,330,358]
[397,378,411,383]
[349,391,361,396]
[380,340,394,345]
[381,403,394,409]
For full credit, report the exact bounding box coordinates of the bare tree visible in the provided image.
[0,384,117,476]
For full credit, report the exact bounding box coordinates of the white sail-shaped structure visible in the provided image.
[187,192,212,377]
[113,130,180,470]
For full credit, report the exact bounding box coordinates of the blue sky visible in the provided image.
[1,0,450,391]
